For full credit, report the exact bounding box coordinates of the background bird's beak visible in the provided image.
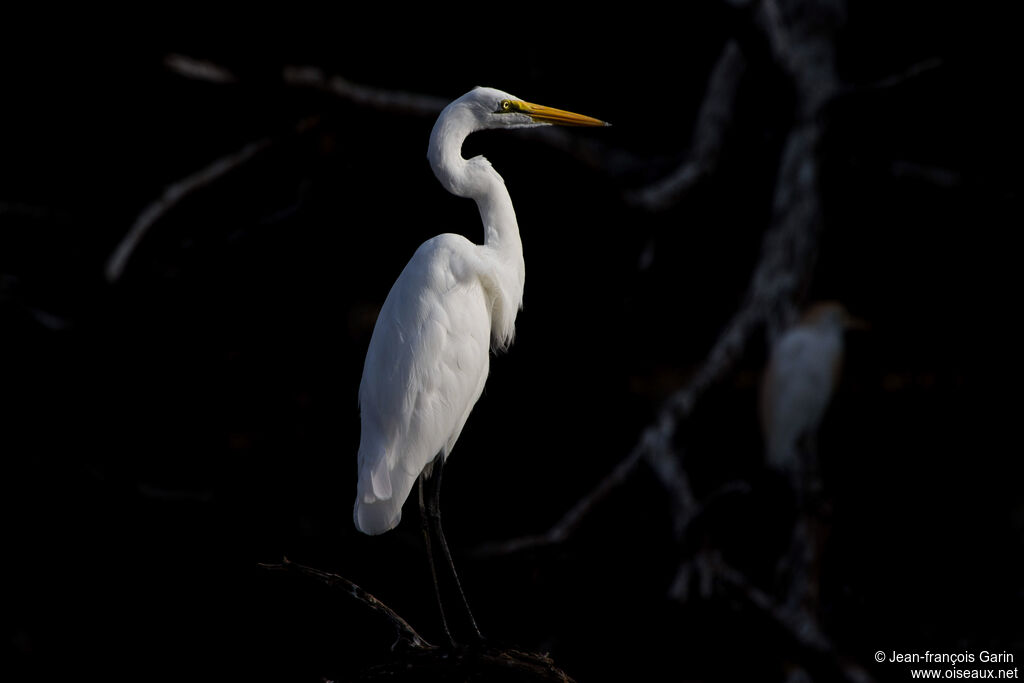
[513,100,609,127]
[843,314,871,331]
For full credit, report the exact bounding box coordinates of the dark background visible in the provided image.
[2,4,1019,681]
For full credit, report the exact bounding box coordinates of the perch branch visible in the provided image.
[259,557,433,651]
[354,644,576,682]
[261,559,579,681]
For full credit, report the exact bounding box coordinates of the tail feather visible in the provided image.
[354,497,404,536]
[353,456,421,535]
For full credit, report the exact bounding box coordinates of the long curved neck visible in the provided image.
[427,105,526,349]
[428,107,524,263]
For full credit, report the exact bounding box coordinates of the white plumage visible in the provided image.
[760,302,858,475]
[355,235,495,534]
[353,87,607,536]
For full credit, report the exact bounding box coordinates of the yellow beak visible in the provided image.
[512,99,609,127]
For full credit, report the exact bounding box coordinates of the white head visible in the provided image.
[442,86,609,133]
[428,87,607,199]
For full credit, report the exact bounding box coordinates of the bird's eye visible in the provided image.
[499,99,513,112]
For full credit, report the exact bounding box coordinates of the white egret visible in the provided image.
[353,86,607,643]
[760,302,867,496]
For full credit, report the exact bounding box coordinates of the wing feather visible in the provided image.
[354,235,492,535]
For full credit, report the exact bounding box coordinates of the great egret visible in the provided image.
[760,302,866,493]
[353,86,607,643]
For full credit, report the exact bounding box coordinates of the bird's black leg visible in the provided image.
[422,454,484,643]
[418,466,454,647]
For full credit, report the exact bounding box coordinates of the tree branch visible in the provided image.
[163,53,449,117]
[261,558,578,681]
[353,645,577,683]
[627,39,747,211]
[259,557,433,651]
[280,66,449,117]
[104,136,274,283]
[474,443,647,557]
[162,54,237,84]
[847,57,944,94]
[710,554,875,683]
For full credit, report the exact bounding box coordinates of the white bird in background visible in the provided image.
[760,302,867,496]
[353,87,607,643]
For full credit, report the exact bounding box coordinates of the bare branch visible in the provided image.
[713,557,875,683]
[163,54,238,83]
[852,57,944,93]
[474,444,646,557]
[670,549,872,683]
[261,559,580,681]
[162,53,448,118]
[164,53,641,182]
[281,66,448,117]
[104,136,273,283]
[889,160,962,188]
[259,557,433,651]
[106,54,453,284]
[477,290,774,556]
[628,39,747,211]
[355,643,577,682]
[0,201,72,221]
[759,0,795,72]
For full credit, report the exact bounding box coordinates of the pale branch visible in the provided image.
[778,514,820,617]
[259,557,433,651]
[846,57,944,94]
[670,549,873,683]
[475,316,757,558]
[0,201,72,221]
[281,66,449,117]
[352,644,577,682]
[473,401,702,558]
[162,54,237,83]
[164,53,641,183]
[108,53,452,285]
[889,160,962,188]
[162,53,449,118]
[104,136,273,283]
[710,555,875,683]
[473,443,647,557]
[757,0,795,74]
[627,39,747,211]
